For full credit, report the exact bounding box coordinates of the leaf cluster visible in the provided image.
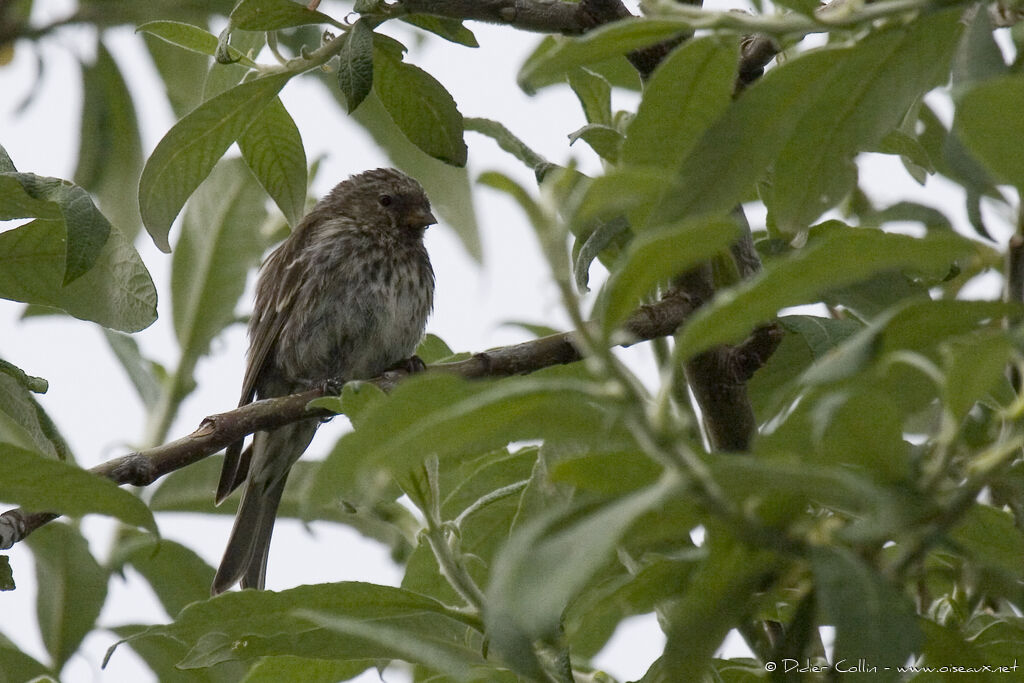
[3,0,1024,682]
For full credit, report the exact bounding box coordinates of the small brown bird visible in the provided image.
[212,168,436,594]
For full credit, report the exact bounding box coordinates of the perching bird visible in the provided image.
[211,168,436,594]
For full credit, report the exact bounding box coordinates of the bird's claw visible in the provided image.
[386,355,426,375]
[321,377,346,395]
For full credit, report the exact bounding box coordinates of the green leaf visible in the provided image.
[823,268,930,321]
[650,9,962,230]
[401,15,478,47]
[141,30,208,118]
[102,330,163,409]
[110,624,246,683]
[866,200,953,232]
[308,374,625,508]
[137,21,258,68]
[517,18,690,93]
[0,368,65,460]
[621,35,736,171]
[477,171,547,231]
[373,42,467,166]
[949,505,1024,581]
[0,172,108,284]
[963,616,1024,664]
[241,656,370,683]
[0,217,156,331]
[502,321,563,339]
[659,541,775,678]
[812,546,921,675]
[74,40,144,239]
[108,532,216,618]
[917,620,989,674]
[549,449,662,495]
[487,478,675,648]
[0,633,48,678]
[0,144,15,172]
[770,0,819,14]
[335,19,374,112]
[709,453,902,523]
[238,96,307,227]
[416,333,455,364]
[26,523,110,672]
[876,129,936,181]
[116,583,476,667]
[766,11,962,233]
[37,0,236,28]
[148,455,236,514]
[949,6,1007,100]
[573,216,629,291]
[0,556,12,591]
[813,387,911,482]
[956,75,1024,188]
[567,123,622,163]
[139,72,290,251]
[171,158,269,373]
[0,444,156,531]
[564,551,698,658]
[802,300,1015,386]
[568,67,612,126]
[464,117,547,171]
[747,315,863,418]
[780,315,863,359]
[336,381,389,428]
[942,333,1014,421]
[567,166,676,232]
[598,216,738,331]
[676,228,977,358]
[229,0,337,30]
[297,610,497,681]
[882,301,1012,355]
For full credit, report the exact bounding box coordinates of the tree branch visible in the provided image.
[396,0,600,34]
[0,289,704,549]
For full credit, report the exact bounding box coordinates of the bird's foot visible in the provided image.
[321,377,346,395]
[386,355,426,375]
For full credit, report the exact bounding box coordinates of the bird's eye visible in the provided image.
[378,194,393,207]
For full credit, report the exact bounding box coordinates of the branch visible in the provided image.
[0,289,703,550]
[395,0,600,34]
[736,33,780,93]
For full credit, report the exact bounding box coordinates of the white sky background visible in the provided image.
[0,1,1016,681]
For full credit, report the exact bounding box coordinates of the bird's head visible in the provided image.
[325,167,437,238]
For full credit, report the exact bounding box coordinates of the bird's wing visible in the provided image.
[216,244,304,504]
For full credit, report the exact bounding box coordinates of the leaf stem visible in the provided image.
[453,479,530,529]
[465,118,548,171]
[421,459,488,613]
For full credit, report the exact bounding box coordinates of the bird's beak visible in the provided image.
[409,207,437,230]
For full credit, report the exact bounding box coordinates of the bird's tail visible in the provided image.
[211,473,285,594]
[211,421,316,594]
